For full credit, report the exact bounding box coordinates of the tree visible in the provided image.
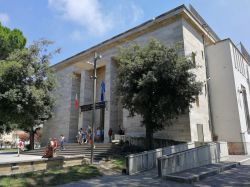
[0,22,26,60]
[115,39,202,150]
[0,40,58,149]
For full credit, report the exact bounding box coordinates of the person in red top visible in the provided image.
[51,138,58,154]
[42,140,54,158]
[17,139,25,157]
[108,128,113,143]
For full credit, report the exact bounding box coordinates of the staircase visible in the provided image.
[23,143,121,160]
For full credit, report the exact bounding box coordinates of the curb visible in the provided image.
[163,162,239,184]
[238,157,250,164]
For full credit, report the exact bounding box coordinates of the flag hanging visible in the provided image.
[101,80,105,102]
[74,93,79,109]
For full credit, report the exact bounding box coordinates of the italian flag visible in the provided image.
[74,93,79,109]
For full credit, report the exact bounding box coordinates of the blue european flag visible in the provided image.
[101,80,105,102]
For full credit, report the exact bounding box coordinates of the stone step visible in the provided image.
[26,148,119,153]
[163,162,239,183]
[22,143,121,160]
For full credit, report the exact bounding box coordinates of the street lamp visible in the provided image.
[90,52,101,164]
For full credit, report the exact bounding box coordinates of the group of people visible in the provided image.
[41,126,126,158]
[42,134,65,158]
[76,126,104,144]
[108,126,125,142]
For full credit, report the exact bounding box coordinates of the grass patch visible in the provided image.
[0,149,17,153]
[0,165,102,187]
[111,155,126,170]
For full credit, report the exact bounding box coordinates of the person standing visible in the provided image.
[17,139,25,157]
[87,125,91,144]
[96,127,101,142]
[108,128,113,143]
[60,134,65,150]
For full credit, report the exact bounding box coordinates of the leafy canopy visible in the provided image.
[115,39,202,134]
[0,22,26,60]
[0,40,57,132]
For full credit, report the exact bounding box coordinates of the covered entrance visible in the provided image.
[80,101,106,142]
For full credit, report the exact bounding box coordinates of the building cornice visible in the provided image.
[52,4,219,72]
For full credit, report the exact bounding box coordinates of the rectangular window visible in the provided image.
[241,86,250,132]
[192,52,196,66]
[195,95,199,107]
[201,50,204,60]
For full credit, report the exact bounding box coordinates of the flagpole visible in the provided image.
[91,52,101,164]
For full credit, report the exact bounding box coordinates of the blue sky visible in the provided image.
[0,0,249,65]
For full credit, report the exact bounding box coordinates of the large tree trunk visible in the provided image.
[29,128,34,150]
[145,125,153,150]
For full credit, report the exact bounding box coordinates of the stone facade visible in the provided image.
[42,66,76,144]
[43,5,216,145]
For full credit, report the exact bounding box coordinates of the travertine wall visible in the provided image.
[79,70,92,131]
[182,18,212,142]
[104,61,118,142]
[68,74,81,142]
[42,66,75,145]
[120,18,192,142]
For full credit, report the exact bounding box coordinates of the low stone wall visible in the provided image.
[218,142,229,158]
[125,142,195,175]
[157,143,221,177]
[114,135,184,148]
[195,141,228,159]
[114,134,126,142]
[0,155,88,176]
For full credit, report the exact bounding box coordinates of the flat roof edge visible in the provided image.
[51,4,219,70]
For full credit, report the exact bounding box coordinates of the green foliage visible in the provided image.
[115,39,202,149]
[0,39,57,131]
[0,22,26,60]
[111,156,126,170]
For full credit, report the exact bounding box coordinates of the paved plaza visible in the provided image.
[58,156,250,187]
[1,154,250,186]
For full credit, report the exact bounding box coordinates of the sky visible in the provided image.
[0,0,249,65]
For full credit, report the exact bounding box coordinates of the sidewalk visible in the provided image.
[57,168,190,187]
[58,155,250,187]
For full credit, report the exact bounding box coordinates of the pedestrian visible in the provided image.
[83,128,88,143]
[17,138,25,157]
[42,140,53,158]
[87,125,91,143]
[51,138,58,154]
[101,128,104,142]
[81,129,85,144]
[78,129,82,144]
[60,134,65,150]
[96,127,101,142]
[108,128,113,143]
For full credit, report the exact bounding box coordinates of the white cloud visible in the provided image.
[0,13,10,25]
[70,30,84,41]
[48,0,144,39]
[48,0,113,35]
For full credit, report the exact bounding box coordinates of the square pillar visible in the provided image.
[104,61,118,142]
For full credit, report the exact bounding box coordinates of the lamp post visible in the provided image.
[90,52,101,164]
